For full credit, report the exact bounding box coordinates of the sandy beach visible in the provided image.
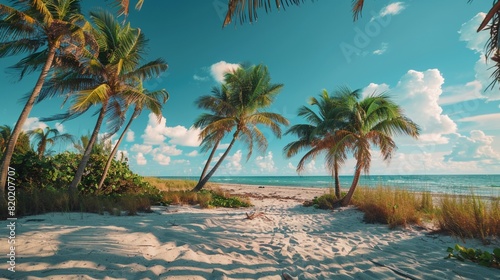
[1,184,498,279]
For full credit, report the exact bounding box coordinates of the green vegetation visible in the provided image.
[306,186,500,243]
[285,88,420,207]
[446,244,500,269]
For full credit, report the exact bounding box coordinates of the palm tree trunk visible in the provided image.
[333,160,341,199]
[97,107,139,190]
[69,102,108,198]
[340,167,362,206]
[0,43,58,196]
[192,132,239,192]
[197,140,220,184]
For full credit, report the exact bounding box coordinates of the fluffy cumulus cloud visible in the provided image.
[126,130,135,142]
[365,69,457,144]
[459,113,500,130]
[115,150,129,161]
[130,144,153,154]
[164,125,202,147]
[255,151,277,173]
[136,152,147,165]
[451,12,500,101]
[210,61,240,83]
[153,153,171,165]
[22,117,48,131]
[152,144,182,156]
[444,130,500,162]
[142,113,201,146]
[187,150,199,157]
[221,150,242,174]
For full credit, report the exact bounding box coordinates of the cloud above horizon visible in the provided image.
[210,61,240,83]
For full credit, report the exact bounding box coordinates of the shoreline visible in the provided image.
[1,184,498,279]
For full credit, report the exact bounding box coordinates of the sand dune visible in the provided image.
[0,185,498,279]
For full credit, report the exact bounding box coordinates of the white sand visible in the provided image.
[1,184,498,279]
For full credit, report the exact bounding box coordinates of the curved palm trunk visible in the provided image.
[69,102,108,197]
[0,44,58,196]
[197,140,220,184]
[38,139,47,159]
[333,160,341,198]
[340,167,362,206]
[192,132,239,192]
[97,107,139,190]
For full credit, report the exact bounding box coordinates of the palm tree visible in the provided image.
[193,84,234,184]
[39,10,168,194]
[284,88,357,198]
[0,0,94,195]
[73,134,112,156]
[192,64,289,191]
[97,83,169,190]
[323,90,420,206]
[27,126,73,159]
[0,125,31,156]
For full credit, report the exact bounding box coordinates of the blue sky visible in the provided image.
[1,0,500,176]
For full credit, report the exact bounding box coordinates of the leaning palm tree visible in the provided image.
[0,0,94,195]
[97,82,169,190]
[27,126,73,159]
[193,84,234,184]
[284,88,357,198]
[323,90,420,206]
[192,64,289,191]
[39,10,167,194]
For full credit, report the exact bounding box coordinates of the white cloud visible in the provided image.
[115,150,129,161]
[130,144,153,154]
[210,61,240,83]
[255,151,277,173]
[366,69,457,144]
[164,125,202,147]
[126,130,135,142]
[221,150,242,174]
[459,113,500,130]
[141,113,202,146]
[304,160,318,174]
[373,42,388,55]
[459,13,488,53]
[55,123,64,133]
[152,144,182,156]
[444,130,500,162]
[287,162,296,171]
[187,150,199,157]
[153,153,171,165]
[218,143,230,150]
[454,12,500,101]
[136,152,147,165]
[371,2,405,21]
[22,117,47,131]
[380,2,406,17]
[193,74,209,81]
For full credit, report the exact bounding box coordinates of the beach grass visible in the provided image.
[351,186,423,229]
[437,193,500,243]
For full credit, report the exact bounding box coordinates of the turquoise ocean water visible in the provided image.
[158,175,500,197]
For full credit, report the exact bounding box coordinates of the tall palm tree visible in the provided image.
[27,126,73,159]
[73,134,112,156]
[39,10,167,194]
[193,84,234,184]
[97,83,169,190]
[284,88,357,198]
[323,90,420,206]
[192,64,289,191]
[0,0,94,195]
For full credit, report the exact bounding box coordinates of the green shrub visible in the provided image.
[446,244,500,269]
